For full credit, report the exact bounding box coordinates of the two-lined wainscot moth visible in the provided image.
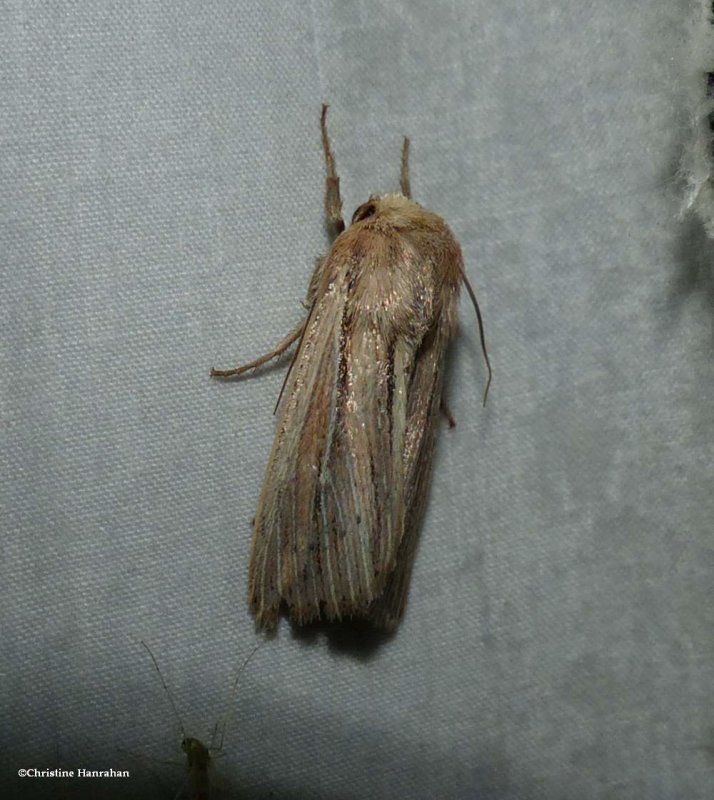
[212,106,490,630]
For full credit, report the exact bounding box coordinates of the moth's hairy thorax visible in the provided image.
[322,193,463,340]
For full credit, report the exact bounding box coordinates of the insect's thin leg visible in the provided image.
[210,319,305,379]
[321,104,345,241]
[210,721,220,748]
[400,137,412,198]
[440,396,456,428]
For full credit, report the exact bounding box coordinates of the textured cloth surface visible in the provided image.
[2,2,712,798]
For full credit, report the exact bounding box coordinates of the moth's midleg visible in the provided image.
[210,320,305,378]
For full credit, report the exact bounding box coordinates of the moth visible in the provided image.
[137,640,259,800]
[212,106,491,630]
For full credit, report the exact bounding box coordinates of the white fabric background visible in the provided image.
[2,2,712,798]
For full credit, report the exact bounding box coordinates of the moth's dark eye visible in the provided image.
[352,202,377,224]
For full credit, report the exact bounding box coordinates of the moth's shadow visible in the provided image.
[671,213,714,331]
[289,617,394,661]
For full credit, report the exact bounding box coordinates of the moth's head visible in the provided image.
[345,192,458,269]
[350,192,429,229]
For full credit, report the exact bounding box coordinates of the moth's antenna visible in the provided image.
[400,137,412,198]
[213,642,262,753]
[141,640,187,742]
[462,275,492,406]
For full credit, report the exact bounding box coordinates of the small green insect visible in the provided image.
[140,640,260,799]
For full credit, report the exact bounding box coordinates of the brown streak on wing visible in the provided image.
[248,283,344,627]
[368,288,459,628]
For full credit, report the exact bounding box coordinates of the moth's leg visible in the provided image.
[209,721,221,752]
[210,320,305,379]
[440,396,456,428]
[400,137,412,199]
[320,104,345,241]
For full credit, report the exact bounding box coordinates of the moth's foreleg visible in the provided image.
[320,104,345,241]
